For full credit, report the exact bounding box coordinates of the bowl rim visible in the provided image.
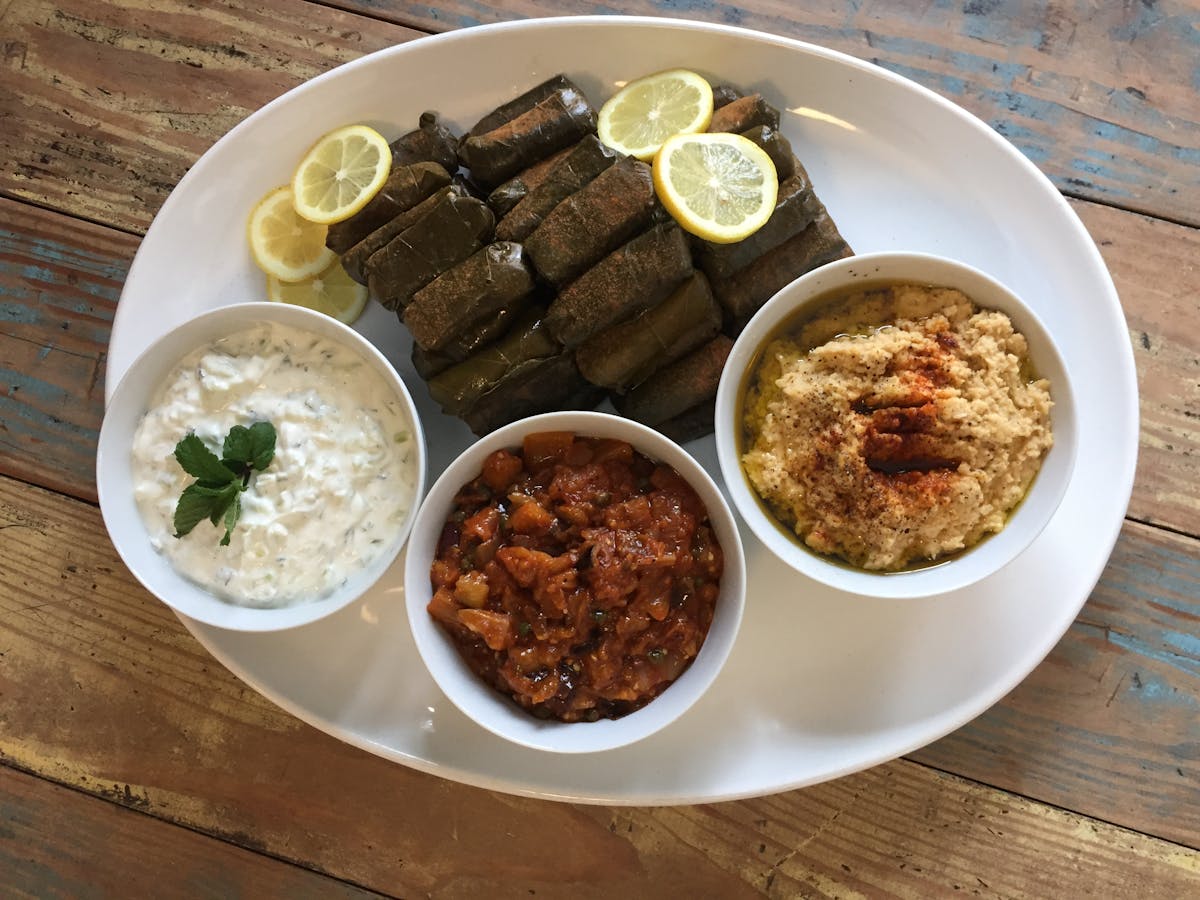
[403,409,747,754]
[714,250,1079,599]
[96,300,427,632]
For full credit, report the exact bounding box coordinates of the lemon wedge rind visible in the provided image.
[247,185,336,282]
[266,258,368,325]
[291,124,393,225]
[652,132,779,245]
[598,69,714,162]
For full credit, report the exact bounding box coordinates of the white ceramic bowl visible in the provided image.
[715,251,1078,599]
[97,302,427,632]
[404,410,746,753]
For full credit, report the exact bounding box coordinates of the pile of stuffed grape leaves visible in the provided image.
[322,74,852,439]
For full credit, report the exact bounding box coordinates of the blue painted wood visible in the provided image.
[912,519,1200,848]
[0,198,134,501]
[346,0,1200,225]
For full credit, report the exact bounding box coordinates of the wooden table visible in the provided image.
[2,2,1197,895]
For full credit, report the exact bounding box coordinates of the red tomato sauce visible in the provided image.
[428,431,724,722]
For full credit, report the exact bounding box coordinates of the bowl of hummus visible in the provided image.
[714,252,1077,599]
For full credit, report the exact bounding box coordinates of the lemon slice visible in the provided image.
[652,132,779,244]
[266,259,368,324]
[291,124,392,225]
[247,185,337,282]
[598,69,714,161]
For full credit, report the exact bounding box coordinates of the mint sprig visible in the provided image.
[172,422,276,546]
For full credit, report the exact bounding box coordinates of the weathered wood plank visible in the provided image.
[1,475,1197,894]
[673,765,1200,899]
[0,0,422,233]
[0,198,136,503]
[329,0,1200,226]
[912,517,1200,847]
[3,193,1196,535]
[0,766,384,900]
[3,1,1199,234]
[1075,201,1200,535]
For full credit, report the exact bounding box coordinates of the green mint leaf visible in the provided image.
[247,421,277,471]
[220,493,242,546]
[221,425,253,465]
[174,434,237,484]
[220,460,246,481]
[192,480,237,495]
[223,421,276,472]
[174,483,219,537]
[206,482,239,526]
[171,420,273,547]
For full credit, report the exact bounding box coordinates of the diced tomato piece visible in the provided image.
[463,506,500,543]
[457,609,513,651]
[522,431,574,470]
[507,498,555,535]
[496,546,557,587]
[482,449,524,493]
[591,438,634,465]
[499,664,560,704]
[564,438,593,467]
[454,571,490,609]
[604,495,652,531]
[556,503,591,526]
[427,587,461,626]
[432,556,463,589]
[533,568,576,617]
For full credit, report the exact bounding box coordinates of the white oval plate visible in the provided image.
[106,17,1137,804]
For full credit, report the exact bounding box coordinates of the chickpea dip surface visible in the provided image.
[741,283,1054,571]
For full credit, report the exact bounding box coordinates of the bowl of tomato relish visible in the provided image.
[404,410,746,753]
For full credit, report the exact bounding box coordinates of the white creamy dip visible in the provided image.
[131,322,418,607]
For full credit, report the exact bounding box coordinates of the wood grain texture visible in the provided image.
[4,0,1199,234]
[0,0,420,233]
[329,0,1200,226]
[911,518,1200,850]
[1,475,1198,894]
[669,767,1200,899]
[0,766,384,900]
[0,197,135,503]
[1076,201,1200,535]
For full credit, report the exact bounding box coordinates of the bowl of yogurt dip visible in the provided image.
[97,302,426,631]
